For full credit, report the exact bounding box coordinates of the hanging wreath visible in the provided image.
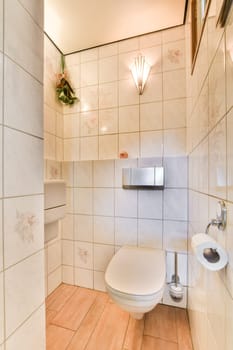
[56,55,78,105]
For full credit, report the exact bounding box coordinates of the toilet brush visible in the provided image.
[169,252,184,302]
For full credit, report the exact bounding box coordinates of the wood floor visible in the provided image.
[46,283,193,350]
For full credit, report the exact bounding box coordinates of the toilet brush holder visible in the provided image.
[169,252,184,302]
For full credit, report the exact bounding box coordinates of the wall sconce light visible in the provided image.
[131,54,151,95]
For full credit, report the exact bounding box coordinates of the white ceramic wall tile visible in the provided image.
[44,104,56,135]
[118,37,139,53]
[0,272,4,344]
[93,160,114,187]
[226,203,233,298]
[209,118,226,199]
[93,216,114,244]
[99,108,118,135]
[163,69,186,100]
[4,57,43,137]
[64,114,80,138]
[80,111,98,136]
[115,217,137,246]
[164,156,188,188]
[56,137,64,162]
[47,240,61,274]
[227,109,233,201]
[118,50,139,80]
[75,241,93,269]
[140,46,162,74]
[74,188,93,215]
[163,98,186,129]
[0,201,2,272]
[118,79,139,106]
[99,43,118,58]
[138,219,163,249]
[139,32,162,48]
[5,251,44,337]
[99,82,118,109]
[80,85,98,112]
[47,267,62,295]
[226,16,233,112]
[80,136,98,160]
[119,133,139,158]
[115,189,137,218]
[4,195,44,268]
[163,40,185,71]
[93,188,114,216]
[4,128,43,197]
[64,138,79,161]
[94,271,106,291]
[140,131,163,157]
[0,54,3,125]
[138,190,163,219]
[208,39,226,129]
[99,56,118,83]
[140,102,163,131]
[164,128,186,156]
[114,158,138,187]
[74,161,92,187]
[206,271,226,350]
[94,244,114,271]
[140,73,163,103]
[225,290,233,350]
[162,26,185,43]
[62,162,74,187]
[164,189,187,221]
[56,113,64,138]
[62,240,73,266]
[163,220,188,252]
[18,0,44,28]
[80,48,98,63]
[80,61,98,87]
[119,105,139,133]
[62,265,74,285]
[0,0,3,52]
[66,188,74,213]
[75,267,93,289]
[44,133,56,160]
[5,0,43,82]
[5,304,45,350]
[75,214,93,242]
[99,135,118,160]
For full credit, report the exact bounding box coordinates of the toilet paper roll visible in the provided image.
[191,233,228,271]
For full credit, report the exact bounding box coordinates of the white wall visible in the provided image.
[0,0,45,349]
[186,0,233,349]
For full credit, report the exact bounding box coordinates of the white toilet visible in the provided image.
[105,245,166,319]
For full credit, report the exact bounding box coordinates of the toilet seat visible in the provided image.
[105,246,165,296]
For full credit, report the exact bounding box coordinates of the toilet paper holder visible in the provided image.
[204,201,227,264]
[205,201,227,234]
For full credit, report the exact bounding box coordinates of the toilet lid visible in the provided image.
[105,246,166,296]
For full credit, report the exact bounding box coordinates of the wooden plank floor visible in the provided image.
[46,283,193,350]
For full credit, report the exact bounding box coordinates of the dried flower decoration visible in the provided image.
[56,55,78,105]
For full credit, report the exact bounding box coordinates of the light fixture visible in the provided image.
[130,54,151,95]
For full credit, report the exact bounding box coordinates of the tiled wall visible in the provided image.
[63,26,187,161]
[186,0,233,349]
[61,155,188,307]
[0,0,45,349]
[59,26,189,308]
[44,36,63,296]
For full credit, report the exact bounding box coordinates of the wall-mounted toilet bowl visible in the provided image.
[105,246,166,319]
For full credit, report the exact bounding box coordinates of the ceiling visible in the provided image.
[44,0,187,55]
